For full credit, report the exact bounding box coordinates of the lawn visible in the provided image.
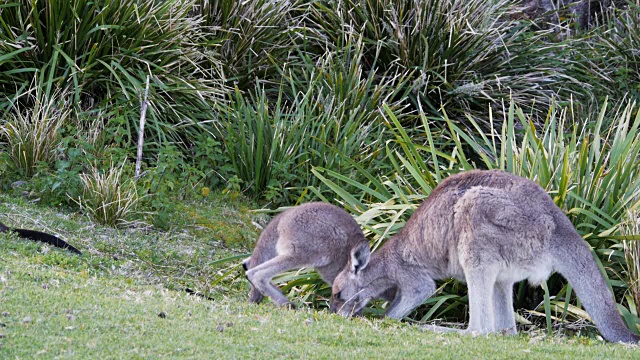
[0,196,638,359]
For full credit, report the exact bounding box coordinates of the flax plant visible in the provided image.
[224,38,407,202]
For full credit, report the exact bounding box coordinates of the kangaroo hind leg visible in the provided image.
[464,265,499,335]
[242,257,264,303]
[245,255,305,307]
[248,284,264,304]
[422,278,508,336]
[493,281,516,335]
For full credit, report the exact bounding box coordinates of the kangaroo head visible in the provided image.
[330,240,371,317]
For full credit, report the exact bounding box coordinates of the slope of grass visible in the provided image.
[0,196,639,358]
[0,194,257,303]
[1,245,638,359]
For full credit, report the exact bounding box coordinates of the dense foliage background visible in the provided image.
[2,0,640,335]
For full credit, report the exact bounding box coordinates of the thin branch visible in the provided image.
[135,75,150,181]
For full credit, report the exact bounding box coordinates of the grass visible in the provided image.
[75,161,139,227]
[0,193,256,302]
[1,196,639,358]
[623,210,640,315]
[1,262,638,359]
[0,87,67,177]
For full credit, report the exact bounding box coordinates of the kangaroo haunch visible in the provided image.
[0,220,82,255]
[330,169,639,344]
[244,202,394,307]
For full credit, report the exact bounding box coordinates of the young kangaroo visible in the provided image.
[330,170,640,343]
[243,202,369,307]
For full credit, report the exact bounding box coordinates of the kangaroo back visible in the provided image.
[553,232,639,343]
[245,202,366,306]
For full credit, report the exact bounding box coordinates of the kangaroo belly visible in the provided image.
[496,261,554,285]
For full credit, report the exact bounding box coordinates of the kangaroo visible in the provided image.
[243,202,372,307]
[330,169,640,343]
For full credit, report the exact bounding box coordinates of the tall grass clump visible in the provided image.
[224,39,408,204]
[0,87,68,177]
[595,3,640,100]
[0,0,226,149]
[75,161,139,227]
[306,100,640,331]
[622,211,640,317]
[195,0,302,91]
[306,0,581,129]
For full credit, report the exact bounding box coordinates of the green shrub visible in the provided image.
[27,136,100,207]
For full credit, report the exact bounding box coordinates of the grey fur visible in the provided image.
[331,170,639,343]
[244,202,368,306]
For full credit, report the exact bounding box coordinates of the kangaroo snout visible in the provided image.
[331,298,364,318]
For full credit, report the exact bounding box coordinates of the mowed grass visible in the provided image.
[0,198,639,359]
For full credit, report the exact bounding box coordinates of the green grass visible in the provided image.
[1,196,639,358]
[0,247,637,359]
[0,194,256,301]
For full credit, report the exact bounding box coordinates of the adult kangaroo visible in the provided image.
[330,169,639,343]
[244,202,386,307]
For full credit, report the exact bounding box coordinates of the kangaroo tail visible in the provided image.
[1,221,82,255]
[553,232,638,343]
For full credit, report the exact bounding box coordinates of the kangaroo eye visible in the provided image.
[334,291,342,300]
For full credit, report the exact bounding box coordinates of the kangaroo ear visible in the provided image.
[350,241,370,275]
